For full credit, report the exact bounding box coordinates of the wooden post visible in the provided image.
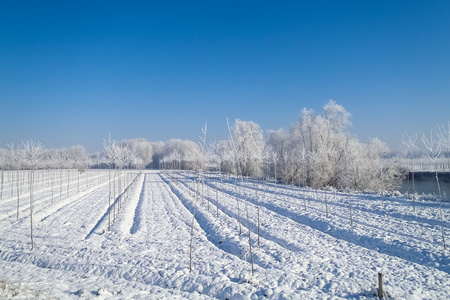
[378,272,383,299]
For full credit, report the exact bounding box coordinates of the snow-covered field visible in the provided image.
[0,170,449,299]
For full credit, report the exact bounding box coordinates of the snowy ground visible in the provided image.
[0,170,449,299]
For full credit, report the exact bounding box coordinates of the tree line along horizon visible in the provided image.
[1,101,449,192]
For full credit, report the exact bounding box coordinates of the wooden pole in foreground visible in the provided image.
[378,272,383,299]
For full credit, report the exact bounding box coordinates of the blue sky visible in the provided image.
[1,1,449,152]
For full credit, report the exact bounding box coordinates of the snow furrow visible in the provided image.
[1,170,449,299]
[204,175,450,274]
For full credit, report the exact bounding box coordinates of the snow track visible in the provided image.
[0,170,449,299]
[199,174,450,274]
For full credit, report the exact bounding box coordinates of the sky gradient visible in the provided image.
[1,1,449,152]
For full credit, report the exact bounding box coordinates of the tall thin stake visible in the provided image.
[377,272,383,299]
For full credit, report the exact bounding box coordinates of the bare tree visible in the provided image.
[21,140,45,250]
[227,118,243,235]
[8,144,22,220]
[103,136,119,231]
[53,148,66,201]
[266,146,279,184]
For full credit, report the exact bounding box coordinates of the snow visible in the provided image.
[0,170,449,299]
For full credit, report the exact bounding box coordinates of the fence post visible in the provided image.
[378,272,383,299]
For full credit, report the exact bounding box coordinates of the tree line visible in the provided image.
[4,101,448,193]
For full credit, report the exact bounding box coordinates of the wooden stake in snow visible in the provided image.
[377,272,383,299]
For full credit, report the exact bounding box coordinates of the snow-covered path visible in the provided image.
[0,170,449,299]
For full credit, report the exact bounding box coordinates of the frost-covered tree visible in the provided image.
[266,145,280,183]
[198,122,219,172]
[170,150,183,170]
[422,130,443,198]
[207,141,220,173]
[289,101,352,188]
[69,145,88,192]
[8,144,25,219]
[148,139,205,171]
[437,122,450,171]
[213,101,400,191]
[231,119,265,178]
[103,136,121,230]
[122,138,153,169]
[265,100,401,191]
[363,138,394,191]
[400,132,419,194]
[182,141,204,171]
[267,129,289,183]
[215,140,235,175]
[315,101,351,187]
[52,148,68,200]
[165,139,203,170]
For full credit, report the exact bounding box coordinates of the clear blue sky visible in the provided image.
[1,1,449,152]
